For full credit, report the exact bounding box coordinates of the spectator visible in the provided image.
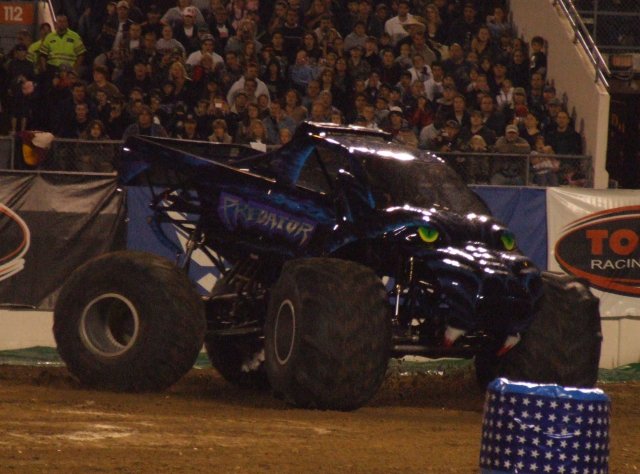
[424,61,445,102]
[283,88,307,124]
[381,106,404,136]
[544,110,582,155]
[123,104,168,138]
[346,45,371,83]
[141,5,164,39]
[76,119,116,172]
[486,6,511,41]
[186,33,223,68]
[479,94,506,136]
[39,15,86,75]
[105,97,131,138]
[407,95,433,131]
[423,3,446,45]
[442,43,470,91]
[465,134,492,183]
[520,112,542,148]
[529,35,547,78]
[540,97,563,132]
[446,94,470,129]
[418,110,446,149]
[176,115,202,139]
[429,119,464,152]
[446,2,479,47]
[508,48,529,89]
[528,72,545,114]
[208,6,235,53]
[279,127,293,145]
[27,23,52,74]
[281,8,305,61]
[344,20,368,53]
[408,28,438,67]
[240,118,272,147]
[60,102,92,138]
[263,99,296,144]
[459,109,497,148]
[166,61,195,105]
[174,7,203,54]
[368,3,389,38]
[162,0,206,28]
[530,134,560,186]
[225,18,262,56]
[234,102,261,141]
[97,1,133,54]
[156,24,186,56]
[267,1,288,36]
[468,25,498,62]
[226,62,270,105]
[494,123,531,154]
[289,50,318,93]
[384,0,415,46]
[87,65,121,101]
[300,32,322,66]
[488,59,508,96]
[209,118,233,143]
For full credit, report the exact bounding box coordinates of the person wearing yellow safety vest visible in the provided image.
[28,23,52,74]
[38,15,86,74]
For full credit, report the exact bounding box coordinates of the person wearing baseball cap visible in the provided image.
[162,1,206,29]
[494,123,531,154]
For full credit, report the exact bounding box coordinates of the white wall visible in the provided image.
[0,310,55,350]
[511,0,610,189]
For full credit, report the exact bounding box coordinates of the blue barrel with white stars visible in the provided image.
[480,378,610,474]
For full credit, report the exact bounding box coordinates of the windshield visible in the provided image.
[358,150,490,216]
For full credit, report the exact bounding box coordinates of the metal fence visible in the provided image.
[574,0,640,53]
[438,151,593,187]
[0,136,593,187]
[0,136,15,170]
[44,138,121,173]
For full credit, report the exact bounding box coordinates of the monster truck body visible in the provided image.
[53,122,602,409]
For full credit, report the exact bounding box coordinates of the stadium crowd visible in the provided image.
[0,0,587,185]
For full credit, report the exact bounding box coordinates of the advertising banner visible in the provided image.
[0,172,126,309]
[547,188,640,316]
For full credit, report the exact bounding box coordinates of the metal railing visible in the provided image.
[575,0,640,54]
[554,0,610,87]
[0,136,594,187]
[438,151,594,187]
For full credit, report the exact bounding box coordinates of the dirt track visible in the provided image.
[0,365,638,473]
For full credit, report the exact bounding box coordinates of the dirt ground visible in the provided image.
[0,365,638,473]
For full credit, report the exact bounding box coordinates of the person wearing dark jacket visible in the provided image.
[544,110,582,155]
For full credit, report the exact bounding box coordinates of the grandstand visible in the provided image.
[0,0,619,188]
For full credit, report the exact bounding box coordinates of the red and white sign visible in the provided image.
[548,188,640,316]
[0,2,34,25]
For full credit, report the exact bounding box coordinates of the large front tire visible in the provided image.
[264,258,391,411]
[476,272,602,388]
[54,251,205,391]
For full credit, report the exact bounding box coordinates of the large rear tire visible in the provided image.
[54,251,205,391]
[264,258,391,411]
[476,272,602,388]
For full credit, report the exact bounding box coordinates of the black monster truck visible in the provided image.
[53,123,602,410]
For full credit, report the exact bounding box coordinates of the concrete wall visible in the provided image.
[511,0,610,188]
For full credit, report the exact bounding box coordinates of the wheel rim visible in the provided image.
[274,300,296,365]
[80,293,141,358]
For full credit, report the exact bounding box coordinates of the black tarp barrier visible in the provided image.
[0,171,126,309]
